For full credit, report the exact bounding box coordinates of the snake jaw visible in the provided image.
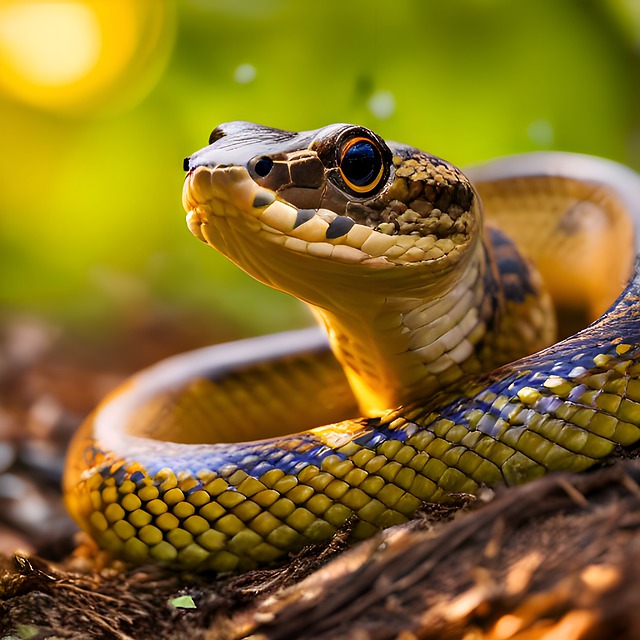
[184,165,478,271]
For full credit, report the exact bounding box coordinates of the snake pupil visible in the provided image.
[340,139,383,192]
[254,156,274,177]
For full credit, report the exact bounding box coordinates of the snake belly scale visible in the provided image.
[64,122,640,572]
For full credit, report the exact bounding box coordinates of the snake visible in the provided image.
[63,121,640,573]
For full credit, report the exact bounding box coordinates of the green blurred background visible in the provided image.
[1,0,639,339]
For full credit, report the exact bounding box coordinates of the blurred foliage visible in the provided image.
[0,0,639,337]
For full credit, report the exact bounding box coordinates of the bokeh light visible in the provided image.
[0,3,101,86]
[0,0,174,115]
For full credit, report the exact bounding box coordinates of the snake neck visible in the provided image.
[313,232,555,415]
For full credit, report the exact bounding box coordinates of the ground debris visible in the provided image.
[3,314,640,638]
[1,464,640,638]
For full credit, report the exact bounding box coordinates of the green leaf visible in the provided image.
[170,595,197,609]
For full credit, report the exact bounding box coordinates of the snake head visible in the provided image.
[182,122,481,302]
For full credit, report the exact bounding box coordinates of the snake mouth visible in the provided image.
[183,166,474,268]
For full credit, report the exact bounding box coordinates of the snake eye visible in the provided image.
[338,137,385,194]
[254,156,274,177]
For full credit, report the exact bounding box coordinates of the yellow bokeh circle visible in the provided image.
[0,0,175,115]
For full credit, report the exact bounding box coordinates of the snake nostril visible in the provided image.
[183,157,191,172]
[254,157,274,177]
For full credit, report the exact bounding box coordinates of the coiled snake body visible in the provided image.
[64,122,640,572]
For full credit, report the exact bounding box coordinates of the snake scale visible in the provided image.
[64,122,640,572]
